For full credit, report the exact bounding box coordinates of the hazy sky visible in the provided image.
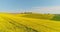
[0,0,60,13]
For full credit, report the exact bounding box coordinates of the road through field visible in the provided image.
[0,14,60,32]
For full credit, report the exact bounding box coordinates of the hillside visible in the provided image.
[0,13,60,32]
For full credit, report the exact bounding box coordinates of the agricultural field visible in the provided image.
[0,13,60,32]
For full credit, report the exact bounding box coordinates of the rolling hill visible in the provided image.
[0,12,60,32]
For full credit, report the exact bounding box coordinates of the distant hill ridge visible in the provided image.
[0,12,60,21]
[19,12,60,21]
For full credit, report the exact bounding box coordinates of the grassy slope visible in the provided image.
[0,13,60,32]
[16,13,54,20]
[19,13,60,21]
[51,14,60,21]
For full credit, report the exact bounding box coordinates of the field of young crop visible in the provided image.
[0,13,60,32]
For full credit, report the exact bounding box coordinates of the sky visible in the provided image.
[0,0,60,13]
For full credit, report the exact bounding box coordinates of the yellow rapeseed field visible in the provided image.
[0,13,60,32]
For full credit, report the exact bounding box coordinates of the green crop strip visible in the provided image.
[51,15,60,21]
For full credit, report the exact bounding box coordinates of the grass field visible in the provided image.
[0,13,60,32]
